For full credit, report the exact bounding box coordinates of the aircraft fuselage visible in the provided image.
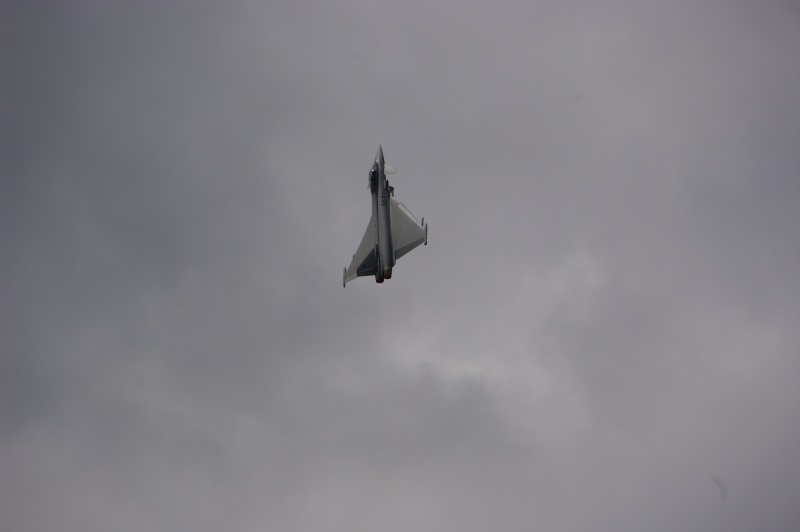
[371,146,395,281]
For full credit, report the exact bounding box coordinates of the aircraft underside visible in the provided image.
[343,146,427,287]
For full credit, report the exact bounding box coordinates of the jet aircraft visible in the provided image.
[344,146,427,286]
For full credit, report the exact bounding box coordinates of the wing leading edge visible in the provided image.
[390,197,426,260]
[344,212,378,286]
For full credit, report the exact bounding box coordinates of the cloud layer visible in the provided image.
[4,1,800,531]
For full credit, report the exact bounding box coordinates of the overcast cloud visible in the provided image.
[3,1,800,531]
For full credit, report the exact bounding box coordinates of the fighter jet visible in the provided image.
[343,146,428,286]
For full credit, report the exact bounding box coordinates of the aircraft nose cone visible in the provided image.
[376,145,384,165]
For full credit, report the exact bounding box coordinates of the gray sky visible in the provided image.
[3,1,800,530]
